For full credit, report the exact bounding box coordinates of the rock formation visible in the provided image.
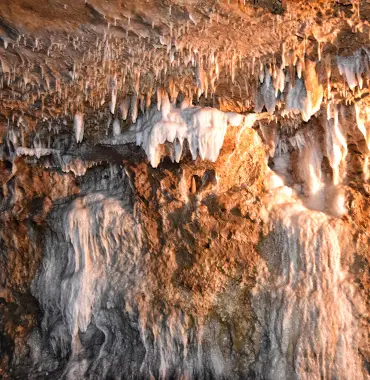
[0,0,369,379]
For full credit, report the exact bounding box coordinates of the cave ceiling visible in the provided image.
[0,0,370,145]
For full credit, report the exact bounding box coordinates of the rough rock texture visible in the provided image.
[0,159,79,378]
[1,126,268,379]
[0,0,370,379]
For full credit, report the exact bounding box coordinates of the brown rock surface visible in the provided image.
[0,0,369,379]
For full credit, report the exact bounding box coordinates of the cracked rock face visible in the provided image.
[0,1,370,379]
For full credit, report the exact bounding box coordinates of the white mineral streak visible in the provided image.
[103,104,249,167]
[34,193,229,379]
[364,155,370,181]
[60,156,89,176]
[330,186,348,217]
[113,118,121,136]
[224,113,259,168]
[225,112,245,127]
[180,96,191,109]
[34,194,143,351]
[16,147,56,158]
[355,103,370,151]
[296,59,303,79]
[288,130,306,151]
[131,94,138,123]
[141,106,228,167]
[156,87,162,111]
[260,70,276,113]
[3,7,369,380]
[337,51,365,90]
[264,167,285,191]
[255,69,277,113]
[299,141,325,210]
[120,96,130,120]
[285,75,323,122]
[285,78,307,116]
[31,134,44,159]
[256,153,364,380]
[255,61,322,121]
[179,169,189,202]
[274,66,285,95]
[254,199,364,380]
[8,129,18,146]
[74,112,84,143]
[325,103,348,185]
[159,88,171,119]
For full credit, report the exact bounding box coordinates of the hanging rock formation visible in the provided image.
[0,1,369,379]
